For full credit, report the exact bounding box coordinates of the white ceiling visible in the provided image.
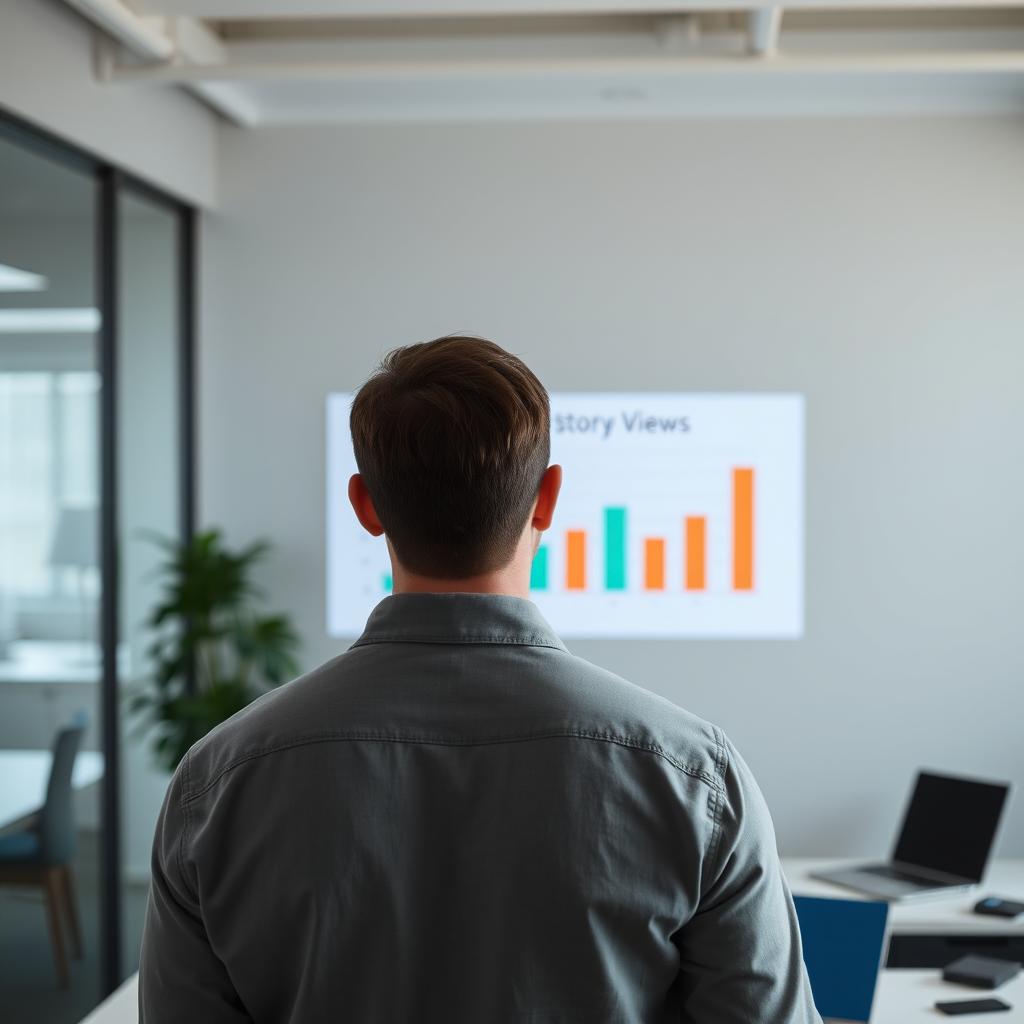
[64,0,1024,123]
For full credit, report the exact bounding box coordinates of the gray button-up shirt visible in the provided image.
[140,593,820,1023]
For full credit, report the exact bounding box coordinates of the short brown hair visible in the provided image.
[350,336,550,578]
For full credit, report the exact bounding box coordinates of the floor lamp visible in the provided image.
[49,505,99,663]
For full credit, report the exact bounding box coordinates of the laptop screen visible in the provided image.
[794,895,888,1023]
[892,771,1009,882]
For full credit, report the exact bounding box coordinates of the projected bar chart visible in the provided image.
[326,391,804,638]
[733,467,755,591]
[529,547,547,590]
[644,538,665,591]
[532,468,755,598]
[685,516,706,591]
[604,508,627,590]
[566,530,586,590]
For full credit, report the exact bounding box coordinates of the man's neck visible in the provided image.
[390,551,532,599]
[392,570,530,600]
[387,532,539,600]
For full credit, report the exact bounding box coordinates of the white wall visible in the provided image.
[202,116,1024,856]
[0,0,216,207]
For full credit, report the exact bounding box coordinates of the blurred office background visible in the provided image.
[1,0,1024,1020]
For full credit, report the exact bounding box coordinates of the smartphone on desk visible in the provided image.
[935,998,1012,1016]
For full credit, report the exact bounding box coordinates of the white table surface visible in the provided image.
[784,858,1024,936]
[0,748,105,829]
[0,640,105,685]
[74,861,1024,1024]
[83,969,1024,1024]
[79,974,137,1024]
[869,967,1024,1021]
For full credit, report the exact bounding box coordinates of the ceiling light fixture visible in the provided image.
[0,263,48,292]
[0,308,101,333]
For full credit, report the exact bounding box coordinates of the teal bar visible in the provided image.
[604,507,627,590]
[530,546,549,590]
[382,572,393,593]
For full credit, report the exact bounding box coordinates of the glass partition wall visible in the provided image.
[116,185,189,980]
[0,114,193,1022]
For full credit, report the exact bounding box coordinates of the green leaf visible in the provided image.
[128,527,301,772]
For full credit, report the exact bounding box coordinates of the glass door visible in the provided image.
[116,184,188,978]
[0,128,106,1023]
[0,116,194,1021]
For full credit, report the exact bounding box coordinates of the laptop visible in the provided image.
[794,894,889,1024]
[813,771,1010,901]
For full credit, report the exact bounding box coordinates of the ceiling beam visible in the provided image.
[138,0,1024,17]
[66,0,259,124]
[67,0,173,60]
[107,48,1024,83]
[110,21,1024,72]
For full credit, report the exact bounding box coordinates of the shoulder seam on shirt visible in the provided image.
[181,730,723,805]
[178,750,198,903]
[706,726,729,871]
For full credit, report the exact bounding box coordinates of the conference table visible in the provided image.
[0,748,105,830]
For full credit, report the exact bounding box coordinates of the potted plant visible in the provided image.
[130,529,301,773]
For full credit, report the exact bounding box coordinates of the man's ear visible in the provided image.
[348,474,385,537]
[532,464,562,532]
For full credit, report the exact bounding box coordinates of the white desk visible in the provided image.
[0,748,105,829]
[0,641,105,756]
[786,859,1024,1020]
[871,968,1024,1021]
[72,861,1024,1024]
[784,858,1024,939]
[0,640,104,686]
[82,970,1024,1024]
[79,974,137,1024]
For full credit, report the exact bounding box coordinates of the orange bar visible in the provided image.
[566,530,587,590]
[644,538,666,591]
[733,467,755,591]
[685,516,706,591]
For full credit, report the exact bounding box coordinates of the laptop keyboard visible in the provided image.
[859,864,951,887]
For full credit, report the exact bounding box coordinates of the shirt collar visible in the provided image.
[351,593,568,652]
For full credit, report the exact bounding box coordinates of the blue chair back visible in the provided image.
[793,894,889,1023]
[38,725,85,865]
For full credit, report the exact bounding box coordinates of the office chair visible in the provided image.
[0,723,86,988]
